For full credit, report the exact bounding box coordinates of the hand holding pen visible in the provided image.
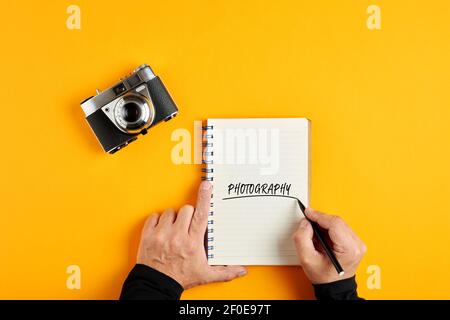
[293,206,367,284]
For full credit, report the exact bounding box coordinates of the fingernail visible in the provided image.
[201,181,212,190]
[238,269,247,277]
[299,218,309,228]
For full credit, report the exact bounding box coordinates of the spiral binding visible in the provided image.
[202,124,214,259]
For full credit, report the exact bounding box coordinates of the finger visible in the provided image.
[347,226,367,255]
[207,265,247,283]
[293,218,321,265]
[174,204,195,231]
[157,208,176,228]
[143,213,160,231]
[305,208,346,230]
[189,181,212,238]
[140,214,160,242]
[306,208,354,251]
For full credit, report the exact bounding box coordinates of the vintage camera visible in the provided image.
[81,65,178,153]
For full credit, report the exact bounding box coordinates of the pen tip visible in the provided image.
[296,198,306,212]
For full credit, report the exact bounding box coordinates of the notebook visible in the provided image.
[202,118,310,265]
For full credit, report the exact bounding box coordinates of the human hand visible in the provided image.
[293,208,366,284]
[136,181,247,289]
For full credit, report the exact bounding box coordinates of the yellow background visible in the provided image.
[1,0,449,299]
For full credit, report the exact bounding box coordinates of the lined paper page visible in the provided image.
[206,118,310,265]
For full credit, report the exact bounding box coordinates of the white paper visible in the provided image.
[205,118,310,265]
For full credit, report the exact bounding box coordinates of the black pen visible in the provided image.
[296,199,345,276]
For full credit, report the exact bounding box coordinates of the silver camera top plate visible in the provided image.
[80,65,156,117]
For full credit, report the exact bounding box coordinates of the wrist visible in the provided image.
[313,275,361,300]
[138,261,187,289]
[310,271,356,285]
[120,264,184,300]
[136,264,184,292]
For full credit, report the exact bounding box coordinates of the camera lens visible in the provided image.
[114,93,155,134]
[122,102,141,123]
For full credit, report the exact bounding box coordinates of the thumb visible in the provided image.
[207,265,247,283]
[293,218,321,266]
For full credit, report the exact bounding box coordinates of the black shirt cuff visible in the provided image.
[313,276,362,300]
[120,264,184,300]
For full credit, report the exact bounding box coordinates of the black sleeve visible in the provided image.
[120,264,361,300]
[313,276,363,300]
[120,264,184,300]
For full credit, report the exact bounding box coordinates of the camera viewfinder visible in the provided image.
[113,83,127,95]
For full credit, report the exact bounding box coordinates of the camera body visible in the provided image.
[81,65,178,153]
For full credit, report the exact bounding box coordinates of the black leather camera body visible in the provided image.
[81,65,178,153]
